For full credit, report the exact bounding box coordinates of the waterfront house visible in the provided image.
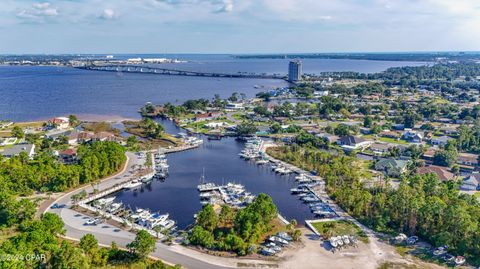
[225,102,244,111]
[67,130,80,145]
[374,158,408,178]
[417,165,455,181]
[48,117,70,130]
[77,131,95,144]
[204,122,230,129]
[194,112,221,122]
[92,131,116,142]
[337,135,372,151]
[1,144,35,159]
[460,173,480,191]
[430,135,454,146]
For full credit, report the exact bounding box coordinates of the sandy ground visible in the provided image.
[76,113,139,122]
[277,229,445,269]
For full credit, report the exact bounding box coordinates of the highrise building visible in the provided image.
[288,60,302,82]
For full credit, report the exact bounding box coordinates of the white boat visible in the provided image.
[96,197,115,206]
[198,182,218,192]
[141,175,153,183]
[454,256,465,266]
[256,159,269,165]
[161,219,176,230]
[342,235,350,245]
[123,180,142,190]
[107,202,123,213]
[329,237,338,248]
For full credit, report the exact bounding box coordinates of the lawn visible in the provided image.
[474,192,480,198]
[378,137,409,145]
[311,220,368,243]
[231,113,246,121]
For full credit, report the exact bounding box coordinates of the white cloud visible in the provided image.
[100,8,117,20]
[155,0,234,13]
[17,2,58,21]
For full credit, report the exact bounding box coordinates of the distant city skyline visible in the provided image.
[1,0,479,54]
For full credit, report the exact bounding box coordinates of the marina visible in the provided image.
[113,119,316,229]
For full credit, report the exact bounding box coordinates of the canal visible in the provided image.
[114,119,314,229]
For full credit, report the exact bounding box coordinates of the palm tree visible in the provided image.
[153,225,165,239]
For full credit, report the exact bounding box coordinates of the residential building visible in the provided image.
[48,117,70,130]
[194,112,221,122]
[430,135,454,146]
[59,148,78,164]
[460,173,480,191]
[457,153,479,167]
[337,135,372,151]
[1,144,35,159]
[402,130,423,143]
[225,102,244,111]
[374,158,408,177]
[417,165,455,181]
[369,143,393,155]
[288,60,302,82]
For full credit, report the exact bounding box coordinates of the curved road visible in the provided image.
[45,152,264,269]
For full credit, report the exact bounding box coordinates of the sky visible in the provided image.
[0,0,479,54]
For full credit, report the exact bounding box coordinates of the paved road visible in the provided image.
[45,152,259,269]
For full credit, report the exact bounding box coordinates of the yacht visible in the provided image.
[107,202,123,213]
[198,182,218,192]
[123,180,142,190]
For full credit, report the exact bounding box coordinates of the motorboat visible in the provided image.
[123,180,142,190]
[454,256,465,266]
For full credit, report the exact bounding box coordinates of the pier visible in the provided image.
[74,64,286,80]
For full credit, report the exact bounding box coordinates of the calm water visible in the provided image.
[0,55,425,122]
[1,56,425,227]
[115,120,313,229]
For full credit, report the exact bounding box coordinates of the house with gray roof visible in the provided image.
[461,173,480,191]
[374,158,408,178]
[430,135,454,146]
[1,144,35,159]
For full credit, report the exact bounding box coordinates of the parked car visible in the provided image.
[50,203,66,209]
[406,236,418,245]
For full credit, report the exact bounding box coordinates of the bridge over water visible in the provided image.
[75,64,287,80]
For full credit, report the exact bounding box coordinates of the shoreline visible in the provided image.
[7,114,140,125]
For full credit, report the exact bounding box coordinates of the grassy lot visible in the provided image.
[0,227,19,243]
[474,192,480,198]
[311,220,368,243]
[13,121,47,129]
[378,137,409,145]
[231,113,246,121]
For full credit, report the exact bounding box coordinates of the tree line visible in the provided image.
[268,145,480,265]
[188,193,280,255]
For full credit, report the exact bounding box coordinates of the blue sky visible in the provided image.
[1,0,479,54]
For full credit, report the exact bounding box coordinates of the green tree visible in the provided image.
[433,148,458,167]
[11,126,24,139]
[127,230,157,259]
[218,205,235,227]
[51,241,89,269]
[68,115,79,127]
[79,234,98,256]
[196,204,218,232]
[363,116,373,128]
[235,122,258,136]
